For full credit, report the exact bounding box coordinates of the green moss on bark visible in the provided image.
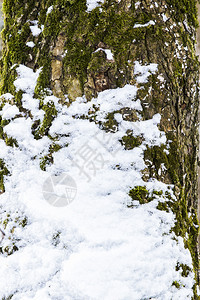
[37,101,57,138]
[0,0,199,297]
[128,186,156,205]
[121,134,143,150]
[0,159,9,193]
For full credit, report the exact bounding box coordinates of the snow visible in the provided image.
[4,117,33,142]
[26,41,35,48]
[95,48,114,60]
[87,0,104,11]
[21,93,42,119]
[135,1,140,9]
[14,64,41,95]
[30,21,43,37]
[0,93,14,101]
[162,13,168,22]
[134,20,155,28]
[134,61,158,83]
[0,62,195,299]
[47,6,53,15]
[102,49,113,60]
[0,103,19,120]
[70,84,141,117]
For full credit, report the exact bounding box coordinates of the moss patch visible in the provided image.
[128,186,154,205]
[36,101,57,138]
[0,159,9,193]
[0,213,28,256]
[121,134,143,150]
[40,143,62,171]
[172,280,181,289]
[102,112,118,132]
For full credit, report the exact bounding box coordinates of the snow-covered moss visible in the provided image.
[0,0,199,298]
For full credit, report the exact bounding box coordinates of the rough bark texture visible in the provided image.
[0,0,200,297]
[197,5,200,290]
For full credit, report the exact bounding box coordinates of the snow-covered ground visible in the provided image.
[0,60,195,299]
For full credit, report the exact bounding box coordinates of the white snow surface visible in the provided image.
[26,41,35,48]
[95,48,114,60]
[14,65,41,95]
[135,2,141,9]
[30,21,43,37]
[87,0,104,11]
[134,61,158,83]
[47,6,54,15]
[0,63,195,299]
[134,20,155,28]
[0,103,19,120]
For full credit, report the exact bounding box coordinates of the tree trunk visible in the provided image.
[0,0,200,298]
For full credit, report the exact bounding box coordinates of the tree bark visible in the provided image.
[0,0,200,297]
